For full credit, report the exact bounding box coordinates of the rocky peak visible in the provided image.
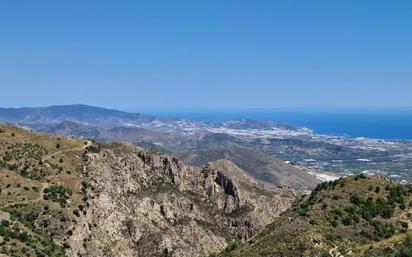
[65,143,297,256]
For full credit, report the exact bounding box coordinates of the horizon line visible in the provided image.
[2,104,412,114]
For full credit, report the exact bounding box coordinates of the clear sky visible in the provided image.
[0,1,411,111]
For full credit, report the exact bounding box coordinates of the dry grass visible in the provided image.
[0,125,93,257]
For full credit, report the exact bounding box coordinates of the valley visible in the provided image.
[1,105,410,184]
[0,124,297,257]
[1,106,412,256]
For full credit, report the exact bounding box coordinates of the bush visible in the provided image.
[43,185,72,207]
[9,209,39,229]
[350,194,364,206]
[86,145,101,153]
[388,185,409,205]
[330,219,339,227]
[296,206,309,217]
[395,235,412,257]
[309,219,318,225]
[220,241,240,257]
[371,221,395,239]
[73,209,80,217]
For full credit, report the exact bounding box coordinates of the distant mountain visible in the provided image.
[0,104,157,129]
[40,120,102,138]
[42,120,176,143]
[220,118,297,130]
[0,105,319,189]
[40,121,319,190]
[0,104,304,134]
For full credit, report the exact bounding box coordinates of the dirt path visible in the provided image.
[0,140,92,210]
[44,140,92,161]
[0,182,48,209]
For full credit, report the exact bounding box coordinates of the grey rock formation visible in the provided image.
[66,143,297,257]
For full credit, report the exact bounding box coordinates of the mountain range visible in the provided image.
[0,105,320,190]
[1,125,412,256]
[0,124,296,257]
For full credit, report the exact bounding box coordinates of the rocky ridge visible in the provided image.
[0,125,297,257]
[67,143,297,257]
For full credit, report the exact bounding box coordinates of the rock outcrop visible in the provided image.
[66,143,297,257]
[0,125,297,257]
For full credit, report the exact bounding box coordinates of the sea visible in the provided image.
[150,108,412,140]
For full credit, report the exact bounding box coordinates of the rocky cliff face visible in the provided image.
[0,125,297,257]
[66,144,297,257]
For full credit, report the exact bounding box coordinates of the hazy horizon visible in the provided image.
[2,103,412,140]
[2,103,412,114]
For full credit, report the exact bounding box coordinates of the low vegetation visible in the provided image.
[43,185,72,207]
[4,124,412,257]
[0,220,65,257]
[214,175,412,257]
[0,125,92,256]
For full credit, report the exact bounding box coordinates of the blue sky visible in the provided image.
[0,1,411,111]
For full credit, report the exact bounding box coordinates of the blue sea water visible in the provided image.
[151,109,412,140]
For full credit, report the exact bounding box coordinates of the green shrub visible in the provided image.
[350,194,364,206]
[86,145,101,153]
[371,221,395,239]
[43,185,72,207]
[309,219,318,225]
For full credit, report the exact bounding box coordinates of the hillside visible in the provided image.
[0,105,157,129]
[2,104,412,184]
[176,144,318,190]
[0,124,297,257]
[214,175,412,257]
[43,121,319,190]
